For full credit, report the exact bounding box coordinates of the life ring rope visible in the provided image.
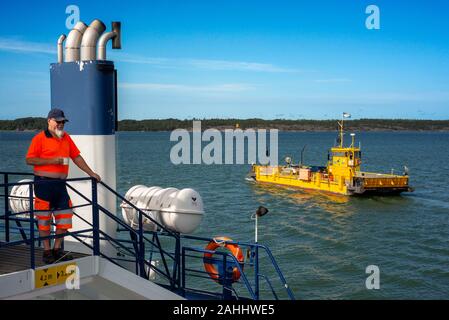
[203,236,244,283]
[212,237,227,246]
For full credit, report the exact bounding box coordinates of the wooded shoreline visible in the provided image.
[1,117,449,132]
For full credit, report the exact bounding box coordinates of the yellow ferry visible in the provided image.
[249,114,413,196]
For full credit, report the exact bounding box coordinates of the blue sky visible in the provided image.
[0,0,448,120]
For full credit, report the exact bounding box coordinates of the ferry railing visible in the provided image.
[0,171,294,300]
[177,235,295,300]
[0,172,181,289]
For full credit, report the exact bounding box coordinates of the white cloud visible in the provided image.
[113,53,299,73]
[290,91,449,104]
[121,82,254,93]
[186,58,298,73]
[0,37,53,54]
[0,37,299,73]
[314,78,352,83]
[359,92,449,103]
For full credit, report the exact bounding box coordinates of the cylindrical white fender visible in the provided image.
[9,179,34,218]
[159,188,204,234]
[121,185,147,226]
[136,187,162,231]
[121,185,204,234]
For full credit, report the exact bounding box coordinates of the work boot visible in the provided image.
[42,250,56,264]
[52,248,74,262]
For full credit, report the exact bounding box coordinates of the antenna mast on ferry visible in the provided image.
[339,112,351,147]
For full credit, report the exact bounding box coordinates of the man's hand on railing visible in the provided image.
[90,173,101,182]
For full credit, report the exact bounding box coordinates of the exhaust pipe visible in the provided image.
[97,22,121,60]
[64,21,88,62]
[80,19,106,61]
[57,34,66,63]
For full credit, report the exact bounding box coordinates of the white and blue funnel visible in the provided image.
[49,19,121,256]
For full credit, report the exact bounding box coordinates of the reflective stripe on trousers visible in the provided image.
[34,198,73,231]
[54,210,73,229]
[35,210,52,231]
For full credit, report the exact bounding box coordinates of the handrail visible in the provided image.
[253,243,295,300]
[0,172,182,285]
[99,181,180,239]
[181,233,295,298]
[0,229,93,248]
[183,246,257,300]
[0,171,294,300]
[258,274,279,300]
[66,179,178,262]
[0,171,34,176]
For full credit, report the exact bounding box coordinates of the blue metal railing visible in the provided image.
[179,235,295,300]
[0,171,295,300]
[0,172,178,282]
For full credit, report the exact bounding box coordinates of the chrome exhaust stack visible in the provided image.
[80,19,106,61]
[57,34,66,63]
[64,21,88,62]
[97,22,121,60]
[58,19,121,62]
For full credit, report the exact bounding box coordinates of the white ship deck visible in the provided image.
[0,244,184,300]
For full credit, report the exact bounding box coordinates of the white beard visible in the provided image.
[55,129,64,138]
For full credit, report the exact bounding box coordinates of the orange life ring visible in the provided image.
[203,236,244,283]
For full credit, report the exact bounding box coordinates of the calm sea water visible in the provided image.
[1,131,448,299]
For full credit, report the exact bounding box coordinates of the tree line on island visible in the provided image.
[1,117,449,131]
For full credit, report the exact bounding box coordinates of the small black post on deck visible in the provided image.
[91,179,100,256]
[4,173,9,242]
[29,182,35,269]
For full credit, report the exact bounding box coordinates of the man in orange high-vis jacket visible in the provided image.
[26,108,101,264]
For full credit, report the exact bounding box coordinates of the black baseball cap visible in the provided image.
[47,108,69,122]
